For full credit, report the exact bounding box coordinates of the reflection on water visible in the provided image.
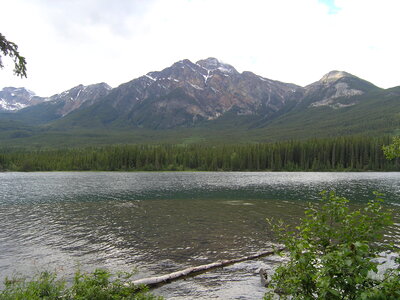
[0,172,399,299]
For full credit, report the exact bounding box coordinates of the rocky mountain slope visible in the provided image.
[300,70,380,109]
[1,58,381,128]
[0,83,111,125]
[44,82,112,117]
[57,58,303,129]
[0,87,44,111]
[0,57,398,145]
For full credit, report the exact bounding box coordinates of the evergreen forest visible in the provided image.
[0,136,398,172]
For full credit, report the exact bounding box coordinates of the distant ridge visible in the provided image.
[0,58,398,146]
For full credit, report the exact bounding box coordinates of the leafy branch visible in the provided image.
[0,33,27,78]
[265,191,399,299]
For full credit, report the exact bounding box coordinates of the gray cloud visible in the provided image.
[31,0,155,39]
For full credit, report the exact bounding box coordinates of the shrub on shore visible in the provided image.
[265,191,400,299]
[0,269,163,300]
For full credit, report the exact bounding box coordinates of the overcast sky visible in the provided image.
[0,0,399,96]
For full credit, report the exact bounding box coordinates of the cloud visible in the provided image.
[0,0,399,96]
[30,0,154,39]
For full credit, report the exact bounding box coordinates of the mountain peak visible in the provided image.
[196,57,238,74]
[0,87,41,111]
[97,82,112,90]
[197,57,220,68]
[85,82,112,91]
[320,70,354,83]
[2,87,36,97]
[305,70,379,109]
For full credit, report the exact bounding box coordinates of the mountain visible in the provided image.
[56,58,303,129]
[0,58,399,146]
[44,82,112,117]
[0,83,111,125]
[256,74,396,140]
[0,87,44,111]
[298,70,380,109]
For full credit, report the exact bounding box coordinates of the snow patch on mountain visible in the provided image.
[145,74,156,81]
[0,98,28,111]
[189,83,203,90]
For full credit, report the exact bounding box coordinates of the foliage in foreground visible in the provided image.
[0,269,162,300]
[0,33,27,78]
[382,136,400,160]
[265,191,400,299]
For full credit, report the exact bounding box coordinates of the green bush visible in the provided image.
[383,136,400,160]
[0,271,64,300]
[265,191,400,299]
[0,269,163,300]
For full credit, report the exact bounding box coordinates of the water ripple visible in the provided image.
[0,172,399,299]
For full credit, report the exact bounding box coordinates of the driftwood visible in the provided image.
[132,248,284,288]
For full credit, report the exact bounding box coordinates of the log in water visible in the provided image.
[132,248,285,288]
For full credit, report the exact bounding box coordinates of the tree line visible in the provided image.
[0,136,399,172]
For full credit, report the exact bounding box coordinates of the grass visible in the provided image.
[0,269,162,300]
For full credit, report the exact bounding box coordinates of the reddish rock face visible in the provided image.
[102,57,304,128]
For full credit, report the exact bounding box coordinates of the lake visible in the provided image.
[0,172,399,299]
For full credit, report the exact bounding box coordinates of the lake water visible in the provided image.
[0,172,399,299]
